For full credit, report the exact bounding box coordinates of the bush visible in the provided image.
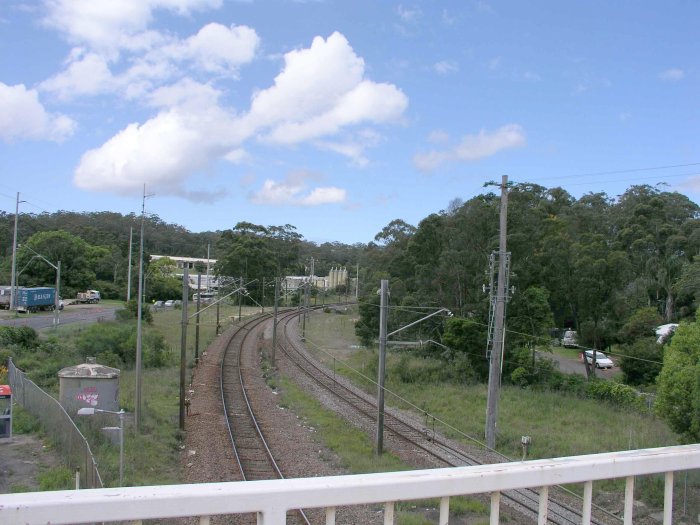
[117,300,153,324]
[620,338,663,386]
[77,323,135,366]
[0,326,39,348]
[585,380,646,410]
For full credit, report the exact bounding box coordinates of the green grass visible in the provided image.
[302,307,686,507]
[273,375,489,524]
[275,376,406,474]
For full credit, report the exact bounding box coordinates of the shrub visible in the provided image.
[620,338,664,386]
[76,323,135,366]
[0,326,39,348]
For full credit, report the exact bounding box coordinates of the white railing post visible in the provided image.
[325,506,336,525]
[664,471,673,525]
[582,480,593,525]
[490,491,500,525]
[623,476,634,525]
[538,486,548,525]
[384,501,395,525]
[439,496,450,525]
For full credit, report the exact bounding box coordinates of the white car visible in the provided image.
[584,350,614,369]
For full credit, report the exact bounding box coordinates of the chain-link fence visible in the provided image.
[8,358,102,489]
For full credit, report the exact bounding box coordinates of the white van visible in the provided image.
[562,330,578,348]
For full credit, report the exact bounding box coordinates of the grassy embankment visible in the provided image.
[16,301,257,488]
[296,306,691,514]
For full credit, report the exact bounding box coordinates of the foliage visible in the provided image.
[618,307,663,342]
[38,467,74,491]
[441,317,489,379]
[0,326,39,348]
[355,295,380,347]
[117,300,153,324]
[619,338,664,386]
[75,322,170,368]
[655,316,700,441]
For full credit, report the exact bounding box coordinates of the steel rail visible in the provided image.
[277,310,614,525]
[219,311,312,524]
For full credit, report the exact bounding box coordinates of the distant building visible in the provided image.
[150,255,217,291]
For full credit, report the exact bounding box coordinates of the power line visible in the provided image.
[539,162,700,182]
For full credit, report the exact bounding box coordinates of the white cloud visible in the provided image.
[659,68,684,81]
[71,32,407,200]
[73,103,235,196]
[247,32,407,145]
[249,171,346,206]
[42,0,221,54]
[40,51,114,100]
[180,22,260,75]
[434,60,458,75]
[413,124,526,172]
[0,83,76,142]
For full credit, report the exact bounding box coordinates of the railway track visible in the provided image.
[219,311,311,524]
[274,308,619,525]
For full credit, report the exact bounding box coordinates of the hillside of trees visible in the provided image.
[2,182,700,438]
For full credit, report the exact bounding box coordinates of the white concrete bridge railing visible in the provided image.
[1,444,699,525]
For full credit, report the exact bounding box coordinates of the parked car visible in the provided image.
[153,300,165,309]
[562,330,578,348]
[164,300,175,307]
[584,350,614,369]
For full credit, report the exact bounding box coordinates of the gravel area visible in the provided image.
[181,318,382,524]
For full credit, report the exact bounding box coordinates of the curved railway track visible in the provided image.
[273,308,618,525]
[219,311,311,525]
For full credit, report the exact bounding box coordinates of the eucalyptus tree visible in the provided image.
[17,230,110,297]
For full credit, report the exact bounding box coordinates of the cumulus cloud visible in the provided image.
[40,51,114,100]
[178,22,260,75]
[42,0,221,54]
[71,32,406,200]
[414,124,526,172]
[73,102,235,196]
[249,171,346,206]
[0,83,75,142]
[659,68,684,81]
[247,32,407,144]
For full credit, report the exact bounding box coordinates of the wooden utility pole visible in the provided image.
[485,175,509,450]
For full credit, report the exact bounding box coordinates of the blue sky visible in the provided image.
[1,1,698,245]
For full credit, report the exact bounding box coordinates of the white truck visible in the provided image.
[75,290,101,304]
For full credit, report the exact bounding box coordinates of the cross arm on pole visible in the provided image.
[386,308,453,338]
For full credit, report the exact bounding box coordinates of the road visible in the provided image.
[541,349,619,378]
[0,304,118,330]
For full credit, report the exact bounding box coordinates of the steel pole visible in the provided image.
[9,192,20,311]
[195,273,201,363]
[179,267,189,430]
[376,279,389,455]
[118,410,124,486]
[272,277,279,367]
[53,261,61,327]
[127,227,133,302]
[135,187,146,431]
